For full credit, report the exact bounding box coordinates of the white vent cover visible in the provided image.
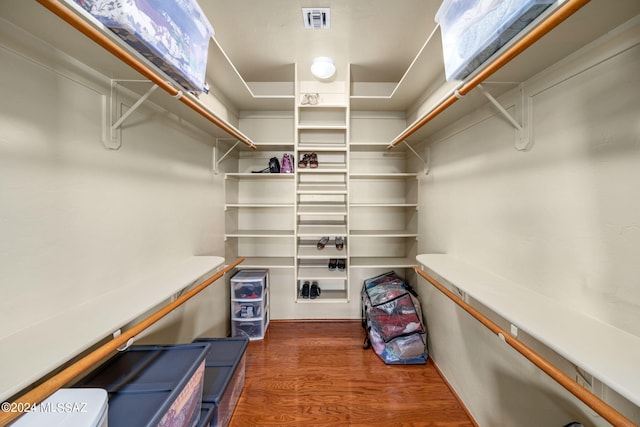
[302,8,330,29]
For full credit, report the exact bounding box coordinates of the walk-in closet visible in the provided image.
[1,0,639,426]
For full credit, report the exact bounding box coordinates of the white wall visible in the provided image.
[0,21,231,399]
[417,19,640,426]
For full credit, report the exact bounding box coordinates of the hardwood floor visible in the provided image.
[229,321,475,427]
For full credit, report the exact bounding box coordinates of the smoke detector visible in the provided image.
[302,8,330,29]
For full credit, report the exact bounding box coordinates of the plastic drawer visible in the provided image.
[232,310,268,340]
[435,0,554,81]
[75,343,209,427]
[232,300,264,319]
[230,270,268,300]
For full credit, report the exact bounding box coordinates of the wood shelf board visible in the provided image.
[225,203,295,208]
[297,245,347,259]
[349,257,416,268]
[297,225,348,236]
[0,256,225,402]
[225,173,295,180]
[416,253,640,407]
[236,257,295,268]
[226,229,295,237]
[297,205,347,215]
[349,230,418,237]
[297,267,348,280]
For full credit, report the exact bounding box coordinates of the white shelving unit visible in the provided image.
[295,81,350,303]
[224,112,296,271]
[224,91,418,311]
[348,111,418,285]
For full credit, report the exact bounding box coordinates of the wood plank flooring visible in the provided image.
[229,321,475,427]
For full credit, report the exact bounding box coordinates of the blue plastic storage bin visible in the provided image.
[76,343,210,427]
[197,403,216,427]
[436,0,554,81]
[192,337,249,427]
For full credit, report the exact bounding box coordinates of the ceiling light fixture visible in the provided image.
[311,56,336,80]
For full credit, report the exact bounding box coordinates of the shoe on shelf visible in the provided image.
[310,281,321,299]
[299,153,310,168]
[309,152,318,168]
[337,259,346,270]
[300,281,310,299]
[317,236,329,249]
[328,258,337,270]
[335,236,344,250]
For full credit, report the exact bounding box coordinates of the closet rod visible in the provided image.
[36,0,257,150]
[413,266,636,427]
[0,257,245,427]
[388,0,590,149]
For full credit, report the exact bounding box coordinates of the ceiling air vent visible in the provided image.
[302,8,330,29]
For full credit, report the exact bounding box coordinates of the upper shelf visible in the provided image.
[0,0,276,148]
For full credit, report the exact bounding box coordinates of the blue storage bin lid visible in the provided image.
[77,343,210,392]
[201,366,235,404]
[197,402,217,427]
[76,344,210,427]
[193,337,249,366]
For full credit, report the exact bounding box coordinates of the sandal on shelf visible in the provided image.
[335,236,344,250]
[299,153,310,168]
[337,259,346,270]
[309,152,319,168]
[317,236,329,249]
[310,281,321,299]
[328,258,337,270]
[300,281,310,299]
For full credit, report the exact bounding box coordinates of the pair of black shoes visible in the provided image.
[300,281,321,299]
[328,259,346,270]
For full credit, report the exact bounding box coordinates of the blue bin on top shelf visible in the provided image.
[192,337,249,427]
[75,343,210,427]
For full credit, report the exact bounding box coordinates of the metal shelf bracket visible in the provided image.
[402,141,430,175]
[102,80,158,150]
[213,138,241,174]
[477,83,532,151]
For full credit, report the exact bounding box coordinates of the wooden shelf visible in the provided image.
[225,203,295,209]
[416,253,640,407]
[297,204,347,215]
[350,257,416,268]
[298,224,347,237]
[297,184,347,194]
[296,289,349,303]
[0,256,224,402]
[236,257,294,269]
[350,173,419,179]
[297,267,348,281]
[298,245,346,259]
[349,229,418,238]
[350,203,418,208]
[225,229,295,238]
[225,173,295,180]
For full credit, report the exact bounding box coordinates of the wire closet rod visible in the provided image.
[36,0,257,150]
[413,266,636,427]
[0,257,245,427]
[388,0,590,149]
